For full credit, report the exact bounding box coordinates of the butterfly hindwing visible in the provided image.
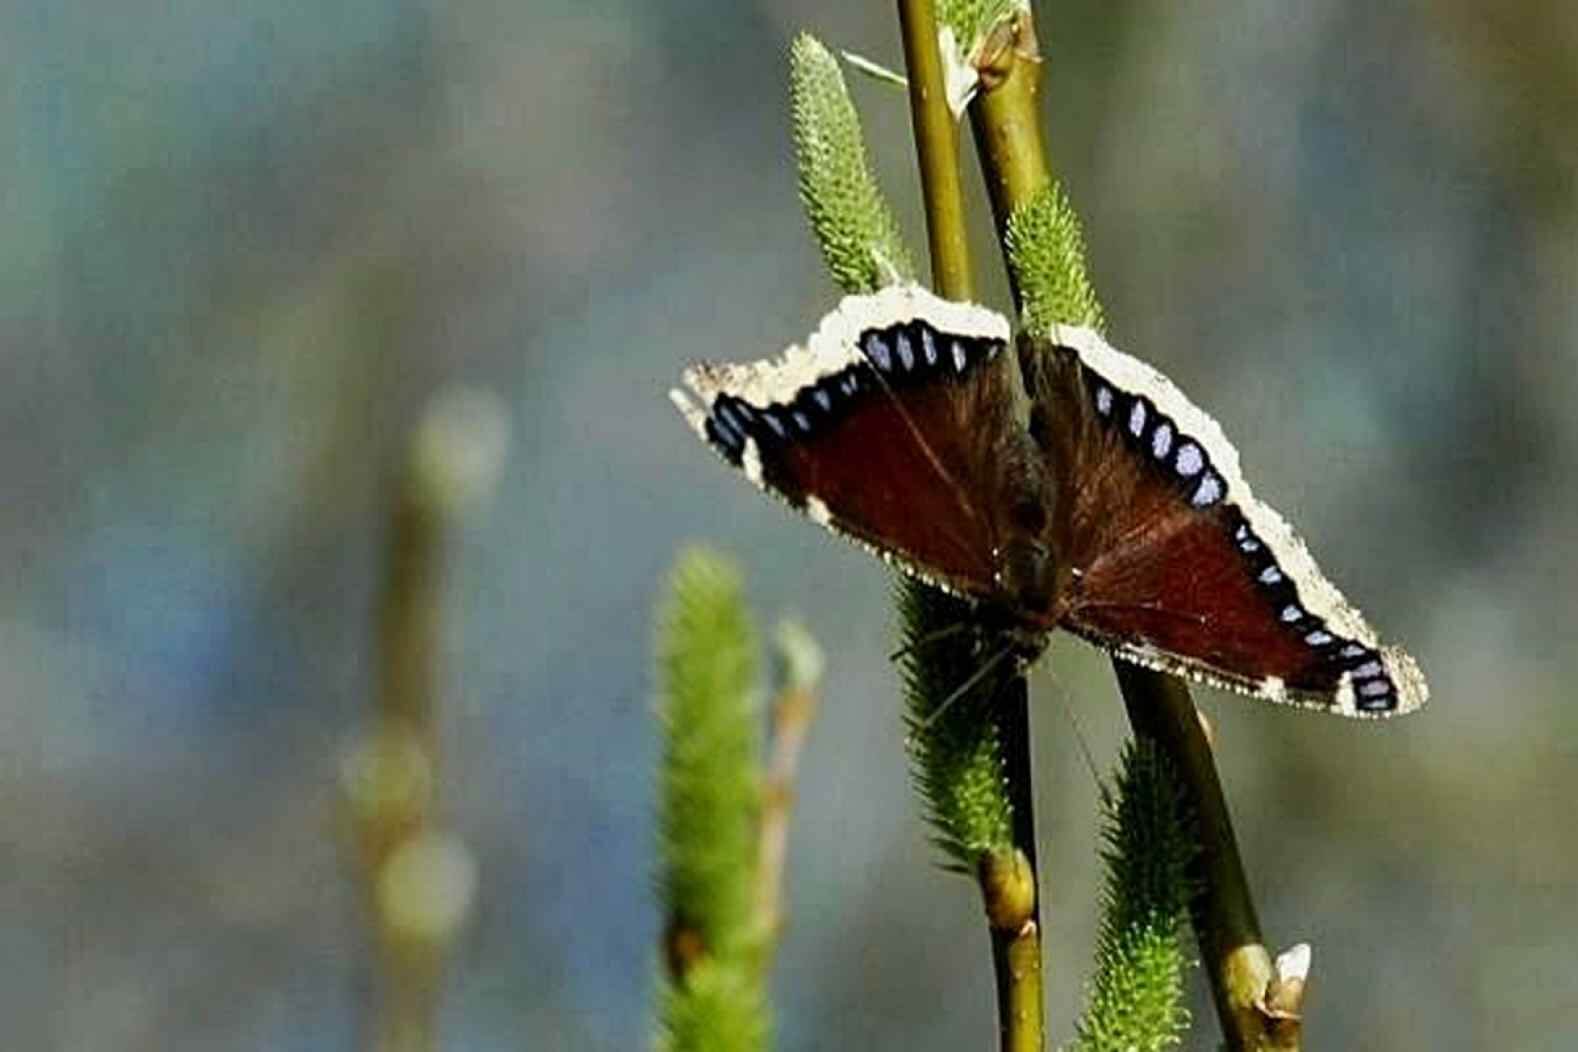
[672,285,1049,603]
[1021,328,1427,717]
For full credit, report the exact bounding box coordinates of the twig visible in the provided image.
[897,3,1044,1049]
[755,622,823,963]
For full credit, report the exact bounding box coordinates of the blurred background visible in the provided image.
[3,0,1574,1048]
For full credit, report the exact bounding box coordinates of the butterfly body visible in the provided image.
[671,285,1427,717]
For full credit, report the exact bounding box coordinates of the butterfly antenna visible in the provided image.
[889,620,971,662]
[1038,663,1102,787]
[914,643,1015,733]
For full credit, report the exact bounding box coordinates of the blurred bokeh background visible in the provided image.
[4,1,1575,1048]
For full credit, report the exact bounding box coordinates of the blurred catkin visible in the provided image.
[657,959,768,1052]
[657,549,761,962]
[655,549,767,1052]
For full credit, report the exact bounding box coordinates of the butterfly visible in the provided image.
[669,284,1427,717]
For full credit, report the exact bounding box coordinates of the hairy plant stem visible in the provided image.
[964,13,1297,1048]
[898,2,1044,1049]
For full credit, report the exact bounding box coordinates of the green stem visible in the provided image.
[984,681,1044,1052]
[993,917,1045,1052]
[898,0,974,299]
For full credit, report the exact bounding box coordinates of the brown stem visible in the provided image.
[377,480,445,752]
[756,681,819,961]
[348,401,497,1052]
[355,467,448,1052]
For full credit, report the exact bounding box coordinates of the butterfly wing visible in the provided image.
[1020,329,1427,717]
[672,285,1047,603]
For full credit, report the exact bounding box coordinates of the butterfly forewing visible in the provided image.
[672,285,1044,603]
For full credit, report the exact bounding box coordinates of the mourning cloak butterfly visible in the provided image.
[670,285,1428,717]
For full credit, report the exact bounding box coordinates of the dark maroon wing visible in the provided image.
[1020,329,1427,717]
[673,286,1046,603]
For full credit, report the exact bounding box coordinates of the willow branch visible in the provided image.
[965,11,1300,1050]
[344,394,501,1052]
